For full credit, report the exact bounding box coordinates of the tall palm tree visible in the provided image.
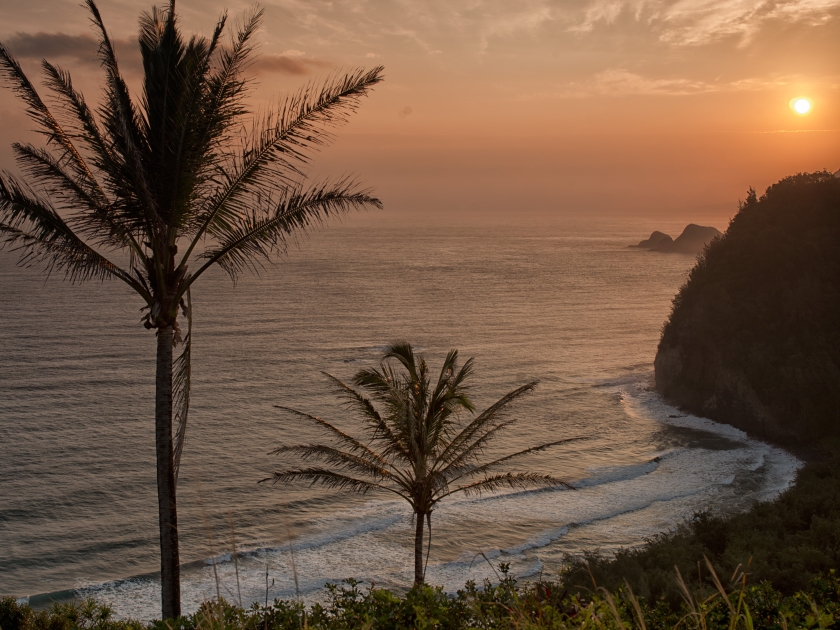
[265,342,582,586]
[0,1,382,619]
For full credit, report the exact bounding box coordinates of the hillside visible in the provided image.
[655,171,840,444]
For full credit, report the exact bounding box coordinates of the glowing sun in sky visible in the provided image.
[790,98,812,114]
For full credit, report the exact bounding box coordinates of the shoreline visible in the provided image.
[14,388,808,616]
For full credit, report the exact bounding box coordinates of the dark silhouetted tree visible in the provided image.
[266,342,580,585]
[0,1,382,618]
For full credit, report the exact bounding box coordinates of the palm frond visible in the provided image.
[264,468,403,498]
[447,437,587,486]
[353,361,414,435]
[137,2,221,232]
[353,363,401,405]
[86,0,159,237]
[321,373,411,463]
[39,61,148,257]
[431,350,475,417]
[197,7,259,147]
[188,178,381,286]
[13,143,105,214]
[437,381,538,467]
[40,61,116,185]
[274,404,396,468]
[440,472,568,499]
[270,444,400,484]
[173,287,192,484]
[383,342,420,383]
[436,418,518,476]
[173,8,262,259]
[427,352,475,447]
[0,172,143,291]
[0,41,97,188]
[185,66,384,253]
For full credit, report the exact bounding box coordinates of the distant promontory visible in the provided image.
[654,171,840,445]
[632,224,722,254]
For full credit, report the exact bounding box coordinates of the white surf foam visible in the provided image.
[76,374,803,621]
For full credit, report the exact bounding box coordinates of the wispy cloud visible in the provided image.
[548,68,794,97]
[570,0,840,45]
[570,0,640,33]
[252,53,332,75]
[474,4,556,51]
[252,51,333,74]
[663,0,840,44]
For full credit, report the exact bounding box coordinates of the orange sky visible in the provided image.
[0,0,837,224]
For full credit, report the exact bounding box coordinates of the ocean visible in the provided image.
[0,213,801,619]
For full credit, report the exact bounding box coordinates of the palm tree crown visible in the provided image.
[266,342,582,585]
[0,1,382,619]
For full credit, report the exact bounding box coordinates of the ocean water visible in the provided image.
[0,213,800,619]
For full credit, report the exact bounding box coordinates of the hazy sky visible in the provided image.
[0,0,837,223]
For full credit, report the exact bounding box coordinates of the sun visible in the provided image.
[789,98,812,115]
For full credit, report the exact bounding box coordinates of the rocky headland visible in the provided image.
[654,171,840,445]
[632,224,722,254]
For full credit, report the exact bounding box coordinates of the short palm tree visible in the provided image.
[265,342,582,586]
[0,1,382,619]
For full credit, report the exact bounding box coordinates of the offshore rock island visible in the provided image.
[655,171,840,445]
[631,224,722,254]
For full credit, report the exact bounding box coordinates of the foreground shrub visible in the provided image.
[0,597,144,630]
[561,449,840,608]
[4,565,840,630]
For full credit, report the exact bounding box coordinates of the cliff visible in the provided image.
[655,171,840,445]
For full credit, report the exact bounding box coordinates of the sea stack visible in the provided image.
[632,231,673,249]
[631,224,722,254]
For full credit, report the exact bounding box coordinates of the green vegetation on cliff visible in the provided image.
[560,447,840,608]
[655,171,840,444]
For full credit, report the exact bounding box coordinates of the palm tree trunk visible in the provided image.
[156,326,181,619]
[414,511,425,586]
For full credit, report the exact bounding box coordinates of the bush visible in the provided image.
[560,449,840,608]
[3,566,840,630]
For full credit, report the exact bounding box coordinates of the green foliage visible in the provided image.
[9,455,839,628]
[656,170,840,443]
[0,598,144,630]
[5,568,840,630]
[560,450,840,609]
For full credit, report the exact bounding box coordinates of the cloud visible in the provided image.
[565,69,710,96]
[475,4,556,50]
[251,54,332,75]
[657,0,840,45]
[4,31,100,64]
[569,0,639,33]
[2,32,332,77]
[2,31,139,69]
[569,0,840,45]
[550,68,794,97]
